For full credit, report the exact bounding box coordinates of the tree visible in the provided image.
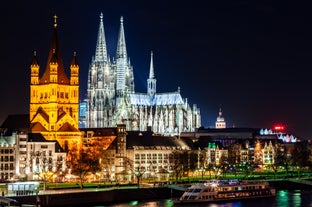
[170,151,188,183]
[269,143,286,178]
[291,141,310,177]
[31,151,58,190]
[124,158,148,187]
[196,150,207,180]
[69,146,101,189]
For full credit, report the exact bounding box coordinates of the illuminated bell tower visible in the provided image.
[29,15,81,151]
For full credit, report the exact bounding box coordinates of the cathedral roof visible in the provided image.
[128,92,184,106]
[39,17,69,85]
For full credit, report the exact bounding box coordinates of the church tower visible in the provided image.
[86,13,115,128]
[116,16,134,106]
[29,15,81,151]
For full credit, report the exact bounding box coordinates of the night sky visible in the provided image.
[1,1,312,139]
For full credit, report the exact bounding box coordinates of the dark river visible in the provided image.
[90,190,312,207]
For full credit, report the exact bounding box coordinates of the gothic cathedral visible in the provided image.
[29,16,82,151]
[84,13,201,135]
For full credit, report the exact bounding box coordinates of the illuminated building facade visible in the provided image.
[29,16,82,151]
[101,125,191,182]
[84,14,201,135]
[0,131,66,181]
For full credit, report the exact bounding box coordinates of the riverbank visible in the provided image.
[6,180,312,207]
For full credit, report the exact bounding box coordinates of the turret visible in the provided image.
[70,52,79,85]
[49,49,58,83]
[30,51,39,85]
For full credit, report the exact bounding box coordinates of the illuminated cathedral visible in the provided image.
[84,13,201,135]
[29,16,82,151]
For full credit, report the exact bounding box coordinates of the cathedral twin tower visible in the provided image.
[85,13,201,134]
[29,13,201,150]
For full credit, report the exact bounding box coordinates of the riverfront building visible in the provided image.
[0,115,66,181]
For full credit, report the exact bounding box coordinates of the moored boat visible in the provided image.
[172,179,276,204]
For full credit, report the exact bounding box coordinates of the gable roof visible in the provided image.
[30,122,48,132]
[57,122,80,132]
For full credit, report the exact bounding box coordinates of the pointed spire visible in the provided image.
[147,51,157,96]
[219,107,222,117]
[149,51,155,79]
[40,15,69,84]
[31,50,39,66]
[71,51,79,66]
[50,49,58,64]
[95,12,108,62]
[116,16,127,59]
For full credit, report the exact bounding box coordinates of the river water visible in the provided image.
[91,190,312,207]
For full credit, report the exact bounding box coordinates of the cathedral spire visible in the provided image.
[95,12,108,62]
[149,51,154,79]
[116,16,127,59]
[116,16,128,94]
[147,51,156,96]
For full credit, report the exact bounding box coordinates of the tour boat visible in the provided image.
[172,179,276,204]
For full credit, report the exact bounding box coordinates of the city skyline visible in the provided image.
[1,1,312,138]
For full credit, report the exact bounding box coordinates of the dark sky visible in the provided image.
[1,0,312,139]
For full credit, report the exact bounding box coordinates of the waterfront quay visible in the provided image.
[4,179,312,207]
[5,185,181,207]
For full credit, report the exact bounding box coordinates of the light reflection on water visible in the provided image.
[92,190,312,207]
